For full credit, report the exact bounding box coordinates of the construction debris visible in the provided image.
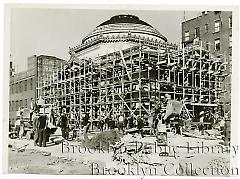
[112,133,173,166]
[42,152,51,156]
[50,136,65,144]
[17,144,29,152]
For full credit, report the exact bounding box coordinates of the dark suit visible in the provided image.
[60,114,69,139]
[38,115,47,147]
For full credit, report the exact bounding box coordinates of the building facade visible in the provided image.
[182,11,232,113]
[9,55,65,125]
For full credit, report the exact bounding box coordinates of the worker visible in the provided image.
[30,98,37,121]
[50,109,56,126]
[137,116,145,138]
[127,116,134,129]
[118,113,124,133]
[14,117,21,138]
[143,114,149,126]
[59,109,69,139]
[19,111,25,139]
[152,112,161,134]
[33,108,40,146]
[82,113,91,140]
[219,119,225,135]
[38,113,48,147]
[108,115,115,130]
[156,118,167,144]
[98,117,104,132]
[178,117,183,135]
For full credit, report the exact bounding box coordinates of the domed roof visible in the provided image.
[97,14,153,27]
[81,15,167,44]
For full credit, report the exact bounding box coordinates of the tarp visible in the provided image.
[163,100,183,120]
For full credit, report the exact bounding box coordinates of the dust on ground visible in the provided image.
[8,148,92,174]
[8,131,231,176]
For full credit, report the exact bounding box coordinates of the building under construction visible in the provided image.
[40,15,228,129]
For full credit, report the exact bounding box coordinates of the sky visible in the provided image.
[9,8,200,72]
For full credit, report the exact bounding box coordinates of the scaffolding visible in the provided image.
[41,41,228,129]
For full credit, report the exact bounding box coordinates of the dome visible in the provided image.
[81,15,167,45]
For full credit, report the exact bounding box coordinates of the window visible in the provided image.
[16,101,18,110]
[25,99,28,108]
[12,101,15,111]
[20,100,23,108]
[206,42,210,51]
[229,35,232,47]
[11,84,14,94]
[30,78,33,90]
[19,81,22,93]
[215,39,220,51]
[214,21,221,33]
[24,80,27,91]
[9,85,12,94]
[229,16,232,28]
[184,31,190,41]
[214,11,221,14]
[205,24,208,33]
[195,27,200,38]
[15,83,18,93]
[229,47,232,56]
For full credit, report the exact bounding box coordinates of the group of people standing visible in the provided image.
[95,113,147,136]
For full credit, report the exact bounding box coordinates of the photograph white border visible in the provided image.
[1,1,240,179]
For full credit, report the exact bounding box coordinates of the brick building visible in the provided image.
[182,11,232,114]
[9,55,66,125]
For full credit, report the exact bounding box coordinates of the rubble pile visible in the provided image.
[82,130,123,150]
[112,134,173,166]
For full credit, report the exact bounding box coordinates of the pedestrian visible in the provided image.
[105,117,110,130]
[30,98,37,121]
[137,116,145,137]
[98,118,104,132]
[50,109,56,126]
[152,113,160,135]
[59,109,69,139]
[109,118,115,130]
[198,123,204,135]
[32,108,40,146]
[19,112,25,139]
[14,117,21,138]
[38,113,48,147]
[118,114,124,132]
[82,113,91,140]
[127,116,134,129]
[219,119,225,136]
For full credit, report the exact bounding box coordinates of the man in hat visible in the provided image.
[137,116,145,137]
[19,111,25,139]
[118,113,124,132]
[38,112,48,147]
[30,98,37,121]
[33,107,40,146]
[59,109,69,139]
[14,117,21,138]
[82,112,91,139]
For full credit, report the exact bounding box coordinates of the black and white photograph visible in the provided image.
[2,3,240,177]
